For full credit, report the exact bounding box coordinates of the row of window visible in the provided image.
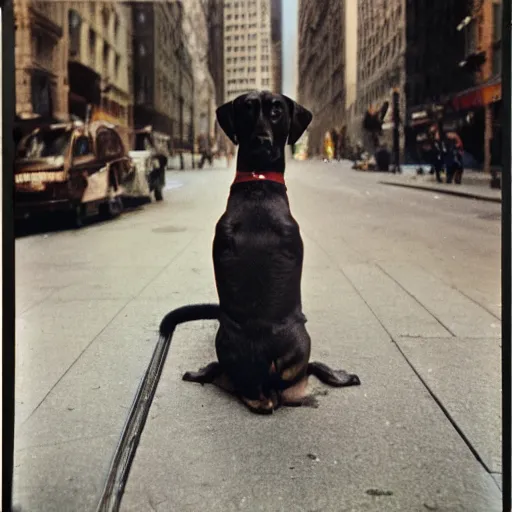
[227,78,256,85]
[227,65,270,73]
[226,55,258,64]
[226,34,267,42]
[226,12,261,21]
[225,1,258,8]
[225,23,259,31]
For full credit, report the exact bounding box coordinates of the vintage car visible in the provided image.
[15,120,137,227]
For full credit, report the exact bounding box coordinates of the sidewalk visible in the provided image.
[378,166,501,203]
[13,166,501,512]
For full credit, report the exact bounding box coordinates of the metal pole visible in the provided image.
[178,4,184,170]
[392,89,401,173]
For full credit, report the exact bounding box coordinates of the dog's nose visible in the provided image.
[256,135,273,148]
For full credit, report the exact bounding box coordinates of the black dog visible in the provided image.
[173,90,360,414]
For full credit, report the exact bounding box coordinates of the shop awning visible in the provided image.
[451,76,501,111]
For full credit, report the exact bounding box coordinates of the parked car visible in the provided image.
[15,120,135,227]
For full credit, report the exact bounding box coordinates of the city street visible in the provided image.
[14,159,502,511]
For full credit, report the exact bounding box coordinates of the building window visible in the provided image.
[68,10,82,57]
[89,29,96,66]
[102,6,110,33]
[115,54,121,79]
[139,43,146,57]
[137,10,146,24]
[103,43,109,74]
[114,13,120,42]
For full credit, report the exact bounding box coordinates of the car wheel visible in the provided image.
[101,195,123,219]
[70,204,86,229]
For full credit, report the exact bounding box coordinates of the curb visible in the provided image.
[379,181,502,204]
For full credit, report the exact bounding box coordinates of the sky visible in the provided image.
[281,0,299,99]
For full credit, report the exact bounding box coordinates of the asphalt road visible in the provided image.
[13,160,501,511]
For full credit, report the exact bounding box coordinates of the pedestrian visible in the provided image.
[331,128,339,161]
[444,130,464,184]
[429,125,444,183]
[198,132,213,169]
[323,131,334,162]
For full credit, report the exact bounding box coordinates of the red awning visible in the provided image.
[451,77,501,111]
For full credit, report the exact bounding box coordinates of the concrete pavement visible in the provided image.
[13,160,501,511]
[375,165,501,203]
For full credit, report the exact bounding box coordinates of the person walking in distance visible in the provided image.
[331,128,339,161]
[444,130,464,184]
[198,132,213,169]
[429,124,445,183]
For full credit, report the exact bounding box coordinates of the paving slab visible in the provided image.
[343,263,452,338]
[379,262,501,339]
[15,298,126,426]
[122,312,501,512]
[13,435,117,512]
[397,336,501,473]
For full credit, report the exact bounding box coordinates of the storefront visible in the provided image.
[449,77,502,171]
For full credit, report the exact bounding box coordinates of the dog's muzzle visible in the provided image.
[253,135,273,153]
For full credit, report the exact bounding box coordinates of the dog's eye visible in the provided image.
[270,107,282,120]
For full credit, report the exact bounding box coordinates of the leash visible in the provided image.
[232,171,286,185]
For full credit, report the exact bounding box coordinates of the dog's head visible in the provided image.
[216,90,312,165]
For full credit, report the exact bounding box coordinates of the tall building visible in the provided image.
[14,0,68,123]
[344,0,358,149]
[14,0,133,146]
[131,1,194,150]
[206,0,225,106]
[67,1,133,144]
[355,0,406,154]
[404,0,473,161]
[297,0,345,156]
[354,0,479,162]
[450,0,502,174]
[182,0,217,141]
[223,0,274,102]
[270,0,282,94]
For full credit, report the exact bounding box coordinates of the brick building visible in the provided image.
[67,1,133,143]
[297,0,345,156]
[14,0,68,123]
[404,0,473,163]
[451,0,502,174]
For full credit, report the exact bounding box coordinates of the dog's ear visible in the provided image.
[283,95,313,146]
[216,101,238,145]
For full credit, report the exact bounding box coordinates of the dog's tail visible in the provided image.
[159,303,220,337]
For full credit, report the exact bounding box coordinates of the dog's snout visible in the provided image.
[256,135,273,148]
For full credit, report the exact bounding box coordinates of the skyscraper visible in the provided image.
[223,0,275,102]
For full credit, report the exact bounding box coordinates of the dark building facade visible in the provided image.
[206,0,224,106]
[297,0,345,156]
[405,0,474,162]
[131,1,193,148]
[271,0,282,94]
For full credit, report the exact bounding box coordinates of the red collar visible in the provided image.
[232,171,285,185]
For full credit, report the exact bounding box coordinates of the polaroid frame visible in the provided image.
[1,1,511,511]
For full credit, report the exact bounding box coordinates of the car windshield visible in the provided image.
[19,128,72,159]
